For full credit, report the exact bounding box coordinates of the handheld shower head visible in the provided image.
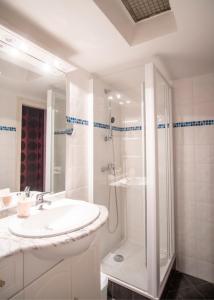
[104,116,115,141]
[111,117,115,124]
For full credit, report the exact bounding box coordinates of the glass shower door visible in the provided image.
[145,62,175,299]
[155,70,174,281]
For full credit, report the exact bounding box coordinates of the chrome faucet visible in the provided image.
[101,163,115,173]
[24,186,31,197]
[35,192,51,210]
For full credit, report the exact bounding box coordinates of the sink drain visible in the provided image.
[114,254,124,262]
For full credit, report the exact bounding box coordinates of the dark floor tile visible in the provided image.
[108,281,114,298]
[109,281,133,300]
[195,283,214,299]
[162,290,182,299]
[185,274,209,287]
[132,291,148,300]
[167,271,193,291]
[108,271,213,300]
[179,286,205,299]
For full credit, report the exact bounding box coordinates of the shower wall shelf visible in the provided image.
[110,176,146,187]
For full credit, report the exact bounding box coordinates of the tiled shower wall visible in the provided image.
[120,103,145,247]
[173,73,214,283]
[93,78,123,258]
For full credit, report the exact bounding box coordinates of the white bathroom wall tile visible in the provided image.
[66,165,88,192]
[193,74,214,103]
[195,233,214,264]
[183,127,195,145]
[121,134,142,157]
[175,215,197,241]
[125,188,145,245]
[92,78,124,258]
[195,163,214,184]
[195,182,214,205]
[67,69,90,120]
[176,255,198,278]
[176,235,197,258]
[196,259,214,283]
[196,220,214,243]
[173,101,194,122]
[173,73,214,282]
[175,162,196,183]
[66,186,89,201]
[173,127,195,146]
[173,128,184,145]
[195,145,214,164]
[195,126,214,145]
[173,78,193,103]
[174,145,195,164]
[193,101,214,120]
[70,145,88,168]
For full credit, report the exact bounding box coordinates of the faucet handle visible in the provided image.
[35,192,51,204]
[24,186,31,197]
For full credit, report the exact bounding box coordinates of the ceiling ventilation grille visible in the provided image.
[121,0,171,22]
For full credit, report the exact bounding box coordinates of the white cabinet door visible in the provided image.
[9,290,24,300]
[24,260,72,300]
[71,243,101,300]
[0,253,23,300]
[24,252,60,286]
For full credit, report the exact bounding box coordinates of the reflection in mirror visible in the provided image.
[0,32,67,199]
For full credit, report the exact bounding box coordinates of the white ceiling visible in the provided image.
[0,0,213,80]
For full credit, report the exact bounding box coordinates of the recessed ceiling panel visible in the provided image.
[121,0,171,22]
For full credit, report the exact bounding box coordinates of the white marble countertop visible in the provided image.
[0,204,108,261]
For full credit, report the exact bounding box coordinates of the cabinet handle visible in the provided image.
[0,279,5,288]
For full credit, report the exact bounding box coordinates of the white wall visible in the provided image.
[0,85,45,191]
[173,73,214,283]
[66,69,91,201]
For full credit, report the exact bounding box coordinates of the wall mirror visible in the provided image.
[0,27,68,195]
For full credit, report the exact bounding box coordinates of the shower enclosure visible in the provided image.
[93,62,174,299]
[45,89,66,193]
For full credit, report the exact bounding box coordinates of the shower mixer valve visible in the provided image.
[101,163,115,173]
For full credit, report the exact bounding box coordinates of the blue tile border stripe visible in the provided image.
[0,126,16,132]
[94,122,109,129]
[5,118,213,134]
[67,116,214,131]
[173,120,214,128]
[66,116,88,126]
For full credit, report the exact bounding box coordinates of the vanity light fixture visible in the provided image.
[42,63,52,73]
[18,42,29,52]
[54,59,60,68]
[0,25,76,75]
[8,47,20,57]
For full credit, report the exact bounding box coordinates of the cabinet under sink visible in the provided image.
[1,241,100,300]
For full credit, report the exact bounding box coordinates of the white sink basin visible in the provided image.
[9,199,100,238]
